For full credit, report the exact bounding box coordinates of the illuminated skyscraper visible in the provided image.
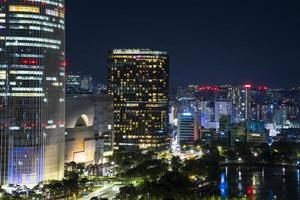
[228,84,252,122]
[66,72,81,94]
[241,84,252,121]
[177,112,199,145]
[66,72,93,94]
[0,1,65,186]
[108,49,169,150]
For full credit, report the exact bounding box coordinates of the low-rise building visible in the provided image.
[65,94,114,164]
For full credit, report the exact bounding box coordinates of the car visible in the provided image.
[90,197,99,200]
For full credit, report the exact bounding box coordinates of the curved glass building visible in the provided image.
[0,0,65,186]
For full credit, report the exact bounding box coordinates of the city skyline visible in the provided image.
[67,0,300,88]
[0,1,300,198]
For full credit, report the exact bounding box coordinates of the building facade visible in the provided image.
[65,94,114,164]
[108,49,169,150]
[66,71,93,94]
[228,84,252,122]
[214,100,233,122]
[177,112,199,145]
[66,72,81,94]
[0,1,65,186]
[230,123,246,144]
[240,84,252,121]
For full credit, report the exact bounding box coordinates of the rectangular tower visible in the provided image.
[108,49,169,150]
[177,112,199,145]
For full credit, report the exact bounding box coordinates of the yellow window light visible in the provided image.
[9,5,40,14]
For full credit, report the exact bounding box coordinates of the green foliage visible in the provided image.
[115,184,138,200]
[109,149,157,174]
[124,159,168,181]
[171,156,182,172]
[115,171,198,200]
[203,141,300,165]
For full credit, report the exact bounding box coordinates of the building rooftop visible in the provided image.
[111,49,167,55]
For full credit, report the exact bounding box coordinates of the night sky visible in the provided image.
[66,0,300,88]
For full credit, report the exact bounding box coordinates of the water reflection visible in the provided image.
[219,172,227,198]
[218,166,300,200]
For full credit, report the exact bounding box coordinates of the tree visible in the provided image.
[135,171,197,200]
[171,156,182,172]
[124,159,168,181]
[114,185,138,200]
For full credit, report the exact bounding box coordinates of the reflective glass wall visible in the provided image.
[0,0,65,186]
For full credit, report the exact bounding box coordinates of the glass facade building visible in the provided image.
[177,113,199,145]
[108,49,169,150]
[0,0,65,186]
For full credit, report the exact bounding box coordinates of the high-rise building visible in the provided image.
[66,72,81,94]
[240,84,252,121]
[108,49,169,150]
[219,115,231,143]
[214,100,233,122]
[177,112,199,145]
[230,123,246,144]
[81,74,93,93]
[95,83,108,94]
[227,85,241,122]
[66,72,93,94]
[228,84,252,122]
[0,1,65,186]
[199,101,216,129]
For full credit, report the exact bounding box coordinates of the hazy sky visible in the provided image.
[66,0,300,88]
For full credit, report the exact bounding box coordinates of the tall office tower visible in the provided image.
[177,112,199,145]
[108,49,169,150]
[0,1,65,186]
[227,85,241,122]
[199,101,215,129]
[230,123,246,144]
[228,84,252,122]
[214,100,233,122]
[219,115,231,142]
[240,84,252,121]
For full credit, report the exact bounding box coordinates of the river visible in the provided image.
[219,166,300,200]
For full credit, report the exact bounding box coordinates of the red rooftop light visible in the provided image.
[244,84,252,89]
[257,86,268,91]
[198,85,219,91]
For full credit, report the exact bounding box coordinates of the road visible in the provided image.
[80,183,125,200]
